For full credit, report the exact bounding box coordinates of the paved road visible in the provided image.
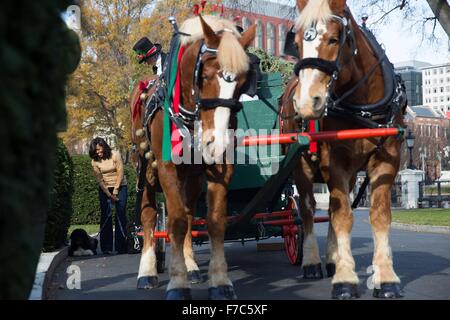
[47,210,450,300]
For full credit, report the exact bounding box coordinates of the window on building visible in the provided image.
[440,68,444,74]
[255,20,263,49]
[278,24,286,55]
[433,69,437,75]
[441,87,444,93]
[267,23,275,55]
[242,17,251,31]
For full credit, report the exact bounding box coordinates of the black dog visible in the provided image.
[68,229,99,257]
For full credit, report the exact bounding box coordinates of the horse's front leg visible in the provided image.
[206,164,236,300]
[158,162,191,300]
[367,151,404,299]
[137,181,159,289]
[293,157,323,279]
[327,179,360,299]
[182,174,204,284]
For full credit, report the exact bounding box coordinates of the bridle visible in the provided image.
[293,13,358,115]
[176,38,244,129]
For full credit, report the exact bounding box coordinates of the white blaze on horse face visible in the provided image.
[203,73,237,164]
[294,21,328,117]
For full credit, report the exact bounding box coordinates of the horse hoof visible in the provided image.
[188,270,203,284]
[208,285,237,300]
[373,283,404,299]
[137,276,159,289]
[326,263,336,278]
[303,263,323,279]
[332,283,360,299]
[166,288,192,300]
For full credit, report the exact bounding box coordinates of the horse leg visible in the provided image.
[183,174,203,284]
[326,172,360,299]
[158,163,191,300]
[325,211,337,278]
[293,157,323,279]
[206,164,236,300]
[137,181,159,289]
[326,173,357,278]
[367,153,404,298]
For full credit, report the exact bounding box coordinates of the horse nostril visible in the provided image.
[312,96,322,109]
[206,136,215,147]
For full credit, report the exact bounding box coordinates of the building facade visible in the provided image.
[394,60,431,107]
[404,106,450,180]
[422,62,450,114]
[224,0,296,56]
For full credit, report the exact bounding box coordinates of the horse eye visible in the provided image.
[328,38,339,45]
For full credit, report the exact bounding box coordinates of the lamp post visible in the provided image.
[406,130,415,169]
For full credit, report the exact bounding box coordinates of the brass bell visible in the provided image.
[151,160,158,169]
[140,93,147,101]
[140,141,148,150]
[145,151,154,160]
[135,128,144,137]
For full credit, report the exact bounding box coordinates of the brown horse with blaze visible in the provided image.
[130,15,256,300]
[280,0,407,299]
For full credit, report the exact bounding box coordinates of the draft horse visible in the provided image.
[280,0,407,299]
[130,15,256,299]
[130,73,205,287]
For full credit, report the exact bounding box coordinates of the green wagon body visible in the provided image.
[193,72,310,242]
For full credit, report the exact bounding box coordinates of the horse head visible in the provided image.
[179,15,256,164]
[293,0,357,120]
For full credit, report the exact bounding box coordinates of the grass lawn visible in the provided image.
[392,209,450,227]
[68,224,100,237]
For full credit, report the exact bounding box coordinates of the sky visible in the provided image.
[275,0,449,65]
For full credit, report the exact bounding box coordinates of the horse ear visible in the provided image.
[239,24,256,49]
[199,15,220,48]
[296,0,308,10]
[329,0,346,11]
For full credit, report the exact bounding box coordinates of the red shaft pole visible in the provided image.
[240,128,401,146]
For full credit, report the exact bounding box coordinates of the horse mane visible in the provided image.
[180,15,249,75]
[296,0,333,30]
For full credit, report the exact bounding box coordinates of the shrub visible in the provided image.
[0,1,80,299]
[43,140,74,252]
[248,47,295,85]
[71,155,137,226]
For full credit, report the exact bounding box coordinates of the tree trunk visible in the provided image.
[426,0,450,38]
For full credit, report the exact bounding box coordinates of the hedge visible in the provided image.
[0,1,80,299]
[43,140,74,252]
[72,155,137,226]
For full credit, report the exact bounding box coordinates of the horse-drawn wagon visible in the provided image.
[130,0,408,300]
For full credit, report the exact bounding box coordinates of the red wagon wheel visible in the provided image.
[283,196,304,266]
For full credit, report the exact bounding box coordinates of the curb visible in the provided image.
[391,222,450,235]
[28,246,68,300]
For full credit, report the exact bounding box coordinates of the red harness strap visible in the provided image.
[171,45,185,157]
[132,80,150,121]
[309,120,318,154]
